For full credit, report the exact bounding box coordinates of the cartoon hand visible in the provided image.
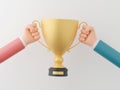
[79,24,97,47]
[22,23,40,45]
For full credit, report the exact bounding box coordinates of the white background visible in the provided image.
[0,0,120,90]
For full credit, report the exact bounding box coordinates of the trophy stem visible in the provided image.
[49,55,68,76]
[54,55,64,68]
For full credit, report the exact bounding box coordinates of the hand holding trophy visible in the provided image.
[33,19,87,77]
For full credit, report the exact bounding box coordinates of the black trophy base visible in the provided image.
[49,67,68,76]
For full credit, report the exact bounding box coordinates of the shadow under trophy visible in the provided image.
[33,19,86,77]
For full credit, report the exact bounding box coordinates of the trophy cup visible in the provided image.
[33,19,86,76]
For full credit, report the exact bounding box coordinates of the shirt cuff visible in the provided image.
[19,36,27,47]
[92,40,100,49]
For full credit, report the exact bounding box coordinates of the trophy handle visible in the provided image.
[67,22,87,51]
[32,20,50,50]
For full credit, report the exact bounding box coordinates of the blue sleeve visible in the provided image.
[94,40,120,68]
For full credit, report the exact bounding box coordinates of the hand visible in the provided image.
[22,23,40,45]
[79,24,97,47]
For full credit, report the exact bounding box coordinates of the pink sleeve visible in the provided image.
[0,38,25,63]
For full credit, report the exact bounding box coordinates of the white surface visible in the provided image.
[0,0,120,90]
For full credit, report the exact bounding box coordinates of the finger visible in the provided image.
[35,27,38,32]
[33,35,40,40]
[82,25,92,35]
[30,26,38,33]
[31,27,38,32]
[32,23,37,28]
[82,24,87,30]
[80,34,87,38]
[32,32,40,36]
[79,37,85,42]
[26,24,35,32]
[81,29,89,35]
[79,34,87,41]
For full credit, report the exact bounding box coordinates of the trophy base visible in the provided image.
[49,67,68,76]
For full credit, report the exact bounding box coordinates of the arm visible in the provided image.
[94,40,120,68]
[79,24,120,68]
[0,23,40,63]
[0,38,25,63]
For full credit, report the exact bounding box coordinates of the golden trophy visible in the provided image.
[33,19,86,76]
